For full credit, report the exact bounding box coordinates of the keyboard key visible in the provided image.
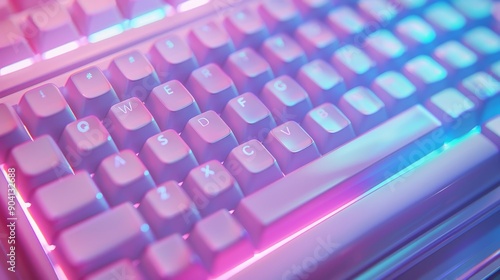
[258,0,302,34]
[189,210,253,275]
[116,0,162,19]
[139,182,201,237]
[221,92,276,143]
[0,0,12,19]
[109,50,160,101]
[224,9,269,49]
[141,234,207,280]
[452,0,493,23]
[433,41,478,78]
[233,133,499,279]
[59,116,118,172]
[327,6,367,42]
[105,97,160,152]
[224,48,274,95]
[56,203,154,278]
[182,111,238,163]
[150,34,198,83]
[391,0,428,11]
[260,75,313,124]
[260,33,307,76]
[294,20,338,60]
[491,61,500,79]
[263,121,320,174]
[85,259,145,280]
[66,67,119,119]
[371,71,418,115]
[363,29,407,68]
[183,160,243,216]
[25,4,79,53]
[93,150,155,205]
[0,20,34,69]
[164,0,185,7]
[19,83,76,140]
[11,0,39,10]
[235,105,444,250]
[302,103,355,154]
[73,0,123,35]
[0,103,30,162]
[224,139,283,195]
[494,2,500,33]
[358,0,399,24]
[7,135,73,197]
[293,0,332,18]
[425,88,477,139]
[30,172,109,243]
[459,72,500,122]
[482,115,500,147]
[187,64,238,113]
[395,15,436,51]
[338,87,388,134]
[188,21,235,65]
[403,55,448,98]
[145,80,201,132]
[462,27,500,61]
[296,59,346,106]
[139,130,198,184]
[331,45,377,87]
[423,2,466,37]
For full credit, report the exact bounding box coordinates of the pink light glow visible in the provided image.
[42,41,80,60]
[0,58,34,76]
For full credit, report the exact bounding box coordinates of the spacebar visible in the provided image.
[235,105,444,249]
[231,133,500,280]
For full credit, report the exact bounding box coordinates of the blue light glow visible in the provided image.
[130,9,165,28]
[140,224,150,232]
[367,126,481,195]
[88,24,125,43]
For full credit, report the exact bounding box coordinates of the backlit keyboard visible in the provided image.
[1,0,500,279]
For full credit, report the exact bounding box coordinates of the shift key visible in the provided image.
[235,105,445,250]
[55,203,154,278]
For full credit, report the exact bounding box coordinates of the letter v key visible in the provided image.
[280,126,291,135]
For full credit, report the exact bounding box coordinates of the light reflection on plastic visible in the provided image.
[177,0,210,12]
[95,192,103,200]
[130,9,165,28]
[141,224,150,233]
[42,41,79,60]
[0,58,34,76]
[0,127,481,280]
[0,166,68,280]
[88,24,125,43]
[214,126,482,280]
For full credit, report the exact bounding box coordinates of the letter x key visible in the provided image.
[201,165,215,178]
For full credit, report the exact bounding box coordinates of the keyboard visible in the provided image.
[0,0,499,279]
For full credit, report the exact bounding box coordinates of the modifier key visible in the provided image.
[231,133,500,280]
[235,105,444,249]
[56,203,154,278]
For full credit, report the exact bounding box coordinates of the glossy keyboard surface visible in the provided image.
[0,0,500,279]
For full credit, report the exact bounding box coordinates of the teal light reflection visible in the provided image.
[130,9,165,28]
[95,192,103,200]
[88,24,125,43]
[365,126,481,199]
[140,224,150,233]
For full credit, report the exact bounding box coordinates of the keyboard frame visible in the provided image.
[0,0,499,279]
